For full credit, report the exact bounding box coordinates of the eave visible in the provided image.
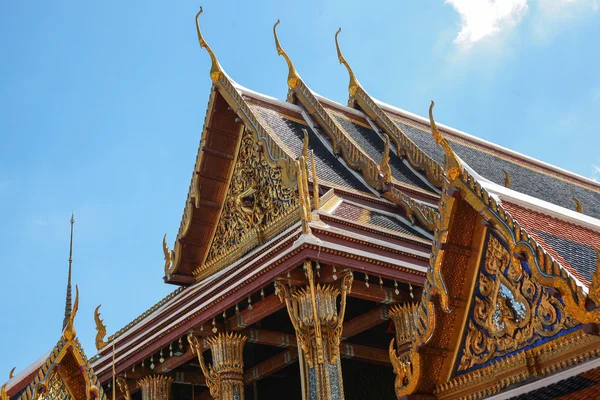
[92,216,429,382]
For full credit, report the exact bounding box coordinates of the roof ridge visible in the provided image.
[272,20,383,189]
[375,97,600,191]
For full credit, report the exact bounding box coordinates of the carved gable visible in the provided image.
[455,231,579,375]
[199,128,300,276]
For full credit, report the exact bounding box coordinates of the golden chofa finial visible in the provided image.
[94,305,108,351]
[301,128,309,160]
[163,234,173,272]
[381,134,392,185]
[573,197,583,213]
[503,170,511,188]
[196,7,223,83]
[429,101,462,181]
[335,28,360,96]
[63,285,79,340]
[273,20,301,88]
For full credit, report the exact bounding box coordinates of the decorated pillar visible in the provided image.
[388,303,418,397]
[137,375,173,400]
[275,261,353,400]
[188,332,247,400]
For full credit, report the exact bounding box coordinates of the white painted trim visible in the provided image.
[314,93,368,119]
[486,357,600,400]
[233,82,306,114]
[373,97,600,189]
[482,180,600,233]
[5,351,50,391]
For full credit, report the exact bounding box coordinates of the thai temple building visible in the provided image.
[4,8,600,400]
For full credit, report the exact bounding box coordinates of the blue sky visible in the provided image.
[0,0,599,375]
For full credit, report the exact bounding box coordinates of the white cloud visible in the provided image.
[446,0,529,48]
[531,0,599,40]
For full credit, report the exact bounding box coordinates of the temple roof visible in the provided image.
[2,289,106,400]
[380,101,600,219]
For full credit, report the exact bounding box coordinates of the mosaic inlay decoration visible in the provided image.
[455,232,578,374]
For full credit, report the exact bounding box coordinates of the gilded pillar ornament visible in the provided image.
[275,261,353,400]
[388,303,419,396]
[137,375,173,400]
[116,376,131,400]
[188,332,247,400]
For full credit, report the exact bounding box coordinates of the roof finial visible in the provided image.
[163,234,173,273]
[429,101,462,181]
[63,285,79,340]
[196,7,223,83]
[273,20,301,88]
[573,197,583,213]
[381,134,392,185]
[94,305,108,351]
[311,150,320,209]
[503,170,511,188]
[302,128,309,160]
[62,213,75,331]
[335,28,360,95]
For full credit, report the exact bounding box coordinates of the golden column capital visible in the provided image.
[388,303,419,399]
[276,261,353,399]
[137,375,173,400]
[188,332,247,400]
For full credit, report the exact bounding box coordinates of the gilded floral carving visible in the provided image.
[458,234,576,372]
[206,129,299,263]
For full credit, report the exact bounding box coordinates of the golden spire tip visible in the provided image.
[429,101,462,180]
[334,27,360,95]
[195,6,223,83]
[273,19,300,88]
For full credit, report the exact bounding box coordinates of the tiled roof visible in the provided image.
[250,104,371,192]
[332,201,426,239]
[511,365,600,399]
[502,201,600,285]
[332,114,432,191]
[394,119,600,219]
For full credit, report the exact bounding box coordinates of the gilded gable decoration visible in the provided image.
[456,232,577,373]
[166,8,300,280]
[387,101,600,399]
[201,128,300,273]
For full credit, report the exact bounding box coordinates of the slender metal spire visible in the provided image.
[62,213,75,331]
